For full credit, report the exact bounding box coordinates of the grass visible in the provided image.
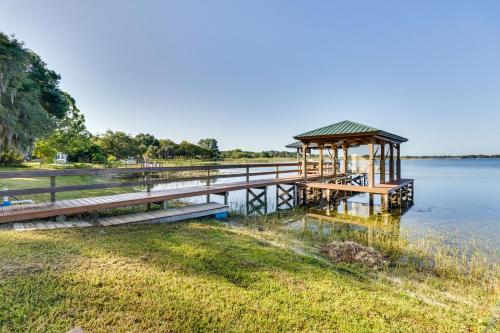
[0,219,498,332]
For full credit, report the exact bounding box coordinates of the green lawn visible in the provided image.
[0,221,497,332]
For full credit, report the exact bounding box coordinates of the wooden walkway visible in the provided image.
[12,203,228,231]
[96,202,228,226]
[0,176,314,223]
[13,220,92,231]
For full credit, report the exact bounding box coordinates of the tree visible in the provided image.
[135,133,159,156]
[0,32,69,152]
[43,93,93,161]
[95,130,138,159]
[158,139,178,159]
[33,139,57,164]
[198,138,220,158]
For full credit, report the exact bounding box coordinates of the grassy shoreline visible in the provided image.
[0,216,498,332]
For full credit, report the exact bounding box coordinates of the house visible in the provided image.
[55,152,68,164]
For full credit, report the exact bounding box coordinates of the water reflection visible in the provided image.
[285,201,402,251]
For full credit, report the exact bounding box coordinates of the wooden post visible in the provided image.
[206,169,211,203]
[146,171,152,210]
[380,142,386,184]
[381,194,388,211]
[318,143,324,180]
[368,142,375,187]
[396,144,401,181]
[50,176,56,203]
[369,194,374,212]
[333,146,338,179]
[389,143,394,182]
[275,165,279,178]
[246,166,250,182]
[342,145,348,175]
[296,148,300,163]
[302,143,308,182]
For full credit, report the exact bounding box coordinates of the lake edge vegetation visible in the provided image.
[0,216,498,332]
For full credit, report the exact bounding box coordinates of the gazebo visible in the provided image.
[289,120,414,211]
[292,120,407,185]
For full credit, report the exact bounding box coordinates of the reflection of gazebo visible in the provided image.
[289,120,414,211]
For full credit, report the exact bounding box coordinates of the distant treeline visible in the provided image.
[221,149,296,159]
[402,155,500,159]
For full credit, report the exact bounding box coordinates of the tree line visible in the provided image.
[0,32,295,165]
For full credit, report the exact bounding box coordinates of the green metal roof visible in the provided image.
[286,141,315,148]
[294,120,407,143]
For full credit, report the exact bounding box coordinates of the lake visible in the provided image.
[153,159,500,251]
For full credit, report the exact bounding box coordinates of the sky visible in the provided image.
[1,0,500,155]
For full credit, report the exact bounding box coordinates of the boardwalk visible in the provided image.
[0,175,316,223]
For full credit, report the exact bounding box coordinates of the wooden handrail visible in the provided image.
[0,162,317,199]
[1,170,303,197]
[0,162,302,179]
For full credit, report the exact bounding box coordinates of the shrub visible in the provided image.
[0,150,24,166]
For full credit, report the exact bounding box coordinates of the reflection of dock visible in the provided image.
[304,207,402,247]
[285,209,401,249]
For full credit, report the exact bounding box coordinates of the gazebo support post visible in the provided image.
[368,142,375,187]
[333,145,338,179]
[342,145,348,176]
[380,142,386,184]
[389,143,395,182]
[396,144,401,181]
[302,143,308,182]
[318,143,324,180]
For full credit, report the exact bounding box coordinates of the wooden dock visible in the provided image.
[96,202,228,226]
[0,164,332,223]
[301,179,414,195]
[12,203,228,231]
[301,179,414,211]
[13,220,92,231]
[0,156,414,224]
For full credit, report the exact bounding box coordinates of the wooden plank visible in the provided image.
[13,223,25,231]
[24,222,36,231]
[302,179,414,195]
[34,222,48,230]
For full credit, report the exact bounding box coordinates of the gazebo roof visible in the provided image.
[285,141,317,149]
[294,120,408,144]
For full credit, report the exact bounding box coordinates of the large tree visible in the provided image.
[96,130,139,159]
[45,93,93,159]
[198,138,220,158]
[0,32,69,152]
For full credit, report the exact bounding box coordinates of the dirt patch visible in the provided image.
[321,241,389,269]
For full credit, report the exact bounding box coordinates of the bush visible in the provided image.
[0,150,24,166]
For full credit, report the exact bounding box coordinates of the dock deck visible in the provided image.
[301,179,414,195]
[0,175,320,223]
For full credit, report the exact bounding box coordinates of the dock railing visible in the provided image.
[0,162,331,203]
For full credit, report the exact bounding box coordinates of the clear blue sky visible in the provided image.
[2,1,500,155]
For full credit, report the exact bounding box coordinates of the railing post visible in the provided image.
[50,176,56,203]
[146,171,152,193]
[146,171,152,210]
[206,169,211,203]
[275,165,279,178]
[246,166,250,182]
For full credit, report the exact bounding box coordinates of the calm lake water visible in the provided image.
[153,159,500,251]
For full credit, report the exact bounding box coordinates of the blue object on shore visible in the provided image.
[1,201,12,207]
[214,211,228,220]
